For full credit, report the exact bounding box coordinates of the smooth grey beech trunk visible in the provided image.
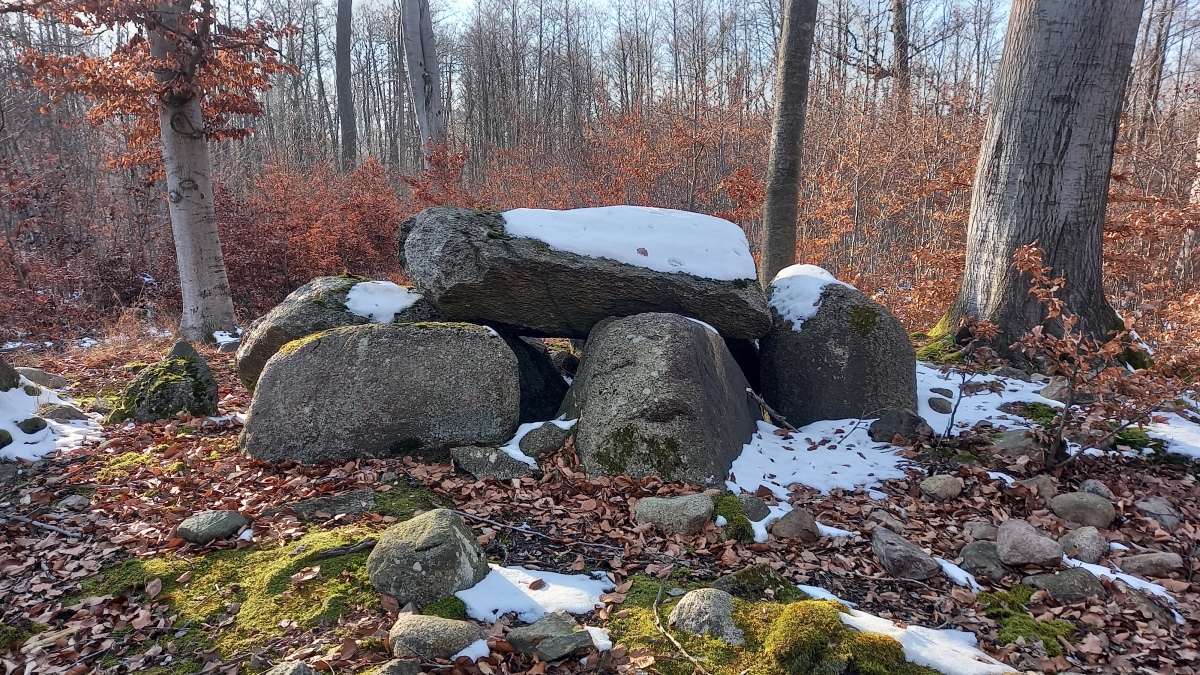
[150,0,238,342]
[336,0,357,170]
[401,0,444,163]
[758,0,818,289]
[946,0,1143,354]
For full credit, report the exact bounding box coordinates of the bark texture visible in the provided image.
[946,0,1143,353]
[150,0,238,341]
[758,0,818,289]
[336,0,356,169]
[400,0,444,161]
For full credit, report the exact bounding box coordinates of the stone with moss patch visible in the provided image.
[422,595,468,620]
[0,430,12,451]
[107,340,218,424]
[711,564,803,601]
[713,493,755,544]
[561,313,759,485]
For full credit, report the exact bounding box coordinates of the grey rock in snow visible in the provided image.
[366,509,490,607]
[871,526,940,580]
[506,611,596,660]
[919,474,964,500]
[561,313,759,484]
[451,445,535,480]
[1023,568,1105,603]
[15,367,67,389]
[1059,526,1107,564]
[388,614,486,660]
[240,323,520,464]
[736,493,770,521]
[772,507,822,542]
[399,206,771,339]
[927,397,953,414]
[760,279,917,427]
[518,421,574,458]
[37,403,88,421]
[867,409,933,444]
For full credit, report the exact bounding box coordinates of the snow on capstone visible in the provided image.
[344,280,421,323]
[766,264,855,331]
[456,565,615,623]
[501,206,757,281]
[1,378,100,462]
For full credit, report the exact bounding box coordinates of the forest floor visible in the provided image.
[1,333,1199,675]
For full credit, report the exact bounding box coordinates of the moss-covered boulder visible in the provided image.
[236,276,443,392]
[560,313,759,485]
[240,322,521,464]
[107,340,218,424]
[0,356,19,392]
[711,565,802,601]
[760,266,917,426]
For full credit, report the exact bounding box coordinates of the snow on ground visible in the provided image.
[502,206,756,281]
[767,264,855,331]
[1,377,101,461]
[916,363,1059,434]
[1064,556,1183,622]
[840,608,1014,675]
[213,329,242,345]
[456,564,615,624]
[498,419,577,467]
[935,558,983,592]
[452,639,491,661]
[344,280,422,323]
[1146,412,1200,459]
[727,420,908,499]
[798,585,856,606]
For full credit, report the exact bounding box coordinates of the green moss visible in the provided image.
[1022,402,1059,428]
[372,479,443,518]
[74,526,382,659]
[980,585,1075,657]
[395,321,493,333]
[1118,346,1154,371]
[0,429,11,449]
[594,426,683,478]
[107,356,211,424]
[712,564,806,602]
[121,361,151,373]
[712,494,755,544]
[848,305,878,338]
[423,595,468,619]
[0,620,47,650]
[733,278,752,289]
[96,451,155,483]
[1114,426,1160,451]
[762,600,847,673]
[915,334,964,364]
[847,632,938,675]
[22,384,40,396]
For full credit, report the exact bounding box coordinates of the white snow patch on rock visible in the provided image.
[1064,556,1182,621]
[502,206,756,281]
[344,281,421,323]
[452,639,490,661]
[935,558,983,591]
[767,264,855,331]
[1,379,100,461]
[456,565,614,623]
[498,419,577,467]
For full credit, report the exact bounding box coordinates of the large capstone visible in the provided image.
[236,276,442,392]
[107,340,218,424]
[240,323,520,463]
[759,267,917,426]
[399,206,771,339]
[366,509,490,607]
[560,313,759,484]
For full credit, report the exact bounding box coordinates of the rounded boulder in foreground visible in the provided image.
[239,322,520,464]
[366,509,490,607]
[760,268,917,426]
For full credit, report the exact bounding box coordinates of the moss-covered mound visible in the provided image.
[107,341,218,424]
[979,585,1075,657]
[713,493,755,544]
[609,575,940,675]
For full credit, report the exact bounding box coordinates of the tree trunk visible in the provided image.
[758,0,818,289]
[890,0,911,109]
[336,0,356,170]
[400,0,444,163]
[944,0,1143,356]
[150,1,237,342]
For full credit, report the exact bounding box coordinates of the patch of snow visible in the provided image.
[344,280,421,323]
[502,206,756,281]
[1063,556,1181,620]
[452,639,490,661]
[841,609,1013,675]
[212,329,242,345]
[1109,542,1130,551]
[682,316,719,334]
[715,515,728,527]
[237,529,253,542]
[727,420,908,498]
[748,504,789,543]
[456,565,615,623]
[867,489,888,500]
[797,585,856,606]
[817,522,857,538]
[585,626,612,651]
[0,380,100,462]
[916,363,1059,434]
[498,419,578,467]
[1146,412,1200,459]
[2,342,26,350]
[77,337,98,349]
[935,558,983,592]
[986,471,1016,487]
[767,264,855,331]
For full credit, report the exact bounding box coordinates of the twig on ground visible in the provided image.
[747,389,797,431]
[3,515,82,538]
[653,581,712,675]
[311,537,377,560]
